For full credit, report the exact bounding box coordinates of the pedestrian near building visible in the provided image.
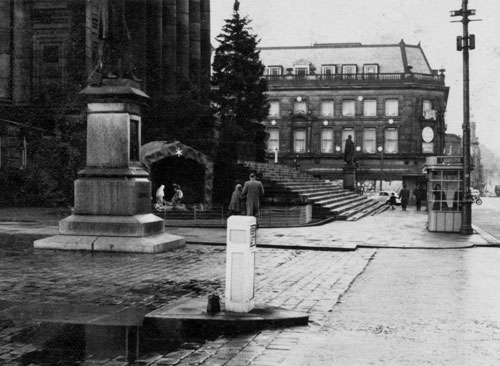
[242,173,264,217]
[228,184,244,216]
[413,184,425,211]
[400,184,410,211]
[388,193,397,210]
[432,184,447,210]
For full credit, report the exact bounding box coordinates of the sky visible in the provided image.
[211,0,500,157]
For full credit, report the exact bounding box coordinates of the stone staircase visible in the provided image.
[240,161,387,221]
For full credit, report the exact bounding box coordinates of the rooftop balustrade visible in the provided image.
[265,72,445,87]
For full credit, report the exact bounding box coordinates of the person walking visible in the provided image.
[228,184,244,216]
[388,192,397,210]
[242,173,265,217]
[413,184,425,211]
[400,184,410,211]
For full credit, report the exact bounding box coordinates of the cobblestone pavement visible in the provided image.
[0,238,376,365]
[0,201,499,365]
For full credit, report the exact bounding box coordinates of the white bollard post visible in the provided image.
[274,148,279,164]
[225,216,256,313]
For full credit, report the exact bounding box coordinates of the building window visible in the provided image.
[363,64,379,76]
[423,99,436,120]
[341,128,355,152]
[342,100,355,116]
[321,65,336,79]
[363,99,377,116]
[342,65,357,79]
[293,130,306,153]
[363,128,376,153]
[385,128,398,153]
[269,101,280,117]
[267,66,282,81]
[385,99,399,116]
[321,100,334,117]
[294,101,307,114]
[295,67,309,78]
[268,129,279,152]
[321,129,334,153]
[268,66,282,76]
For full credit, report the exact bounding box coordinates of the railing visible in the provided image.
[265,72,445,86]
[155,204,313,228]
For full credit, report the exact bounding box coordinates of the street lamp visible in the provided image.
[451,0,480,235]
[377,146,384,191]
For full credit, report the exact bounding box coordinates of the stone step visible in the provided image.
[285,184,342,192]
[313,193,361,206]
[326,197,370,213]
[300,189,351,198]
[345,200,385,221]
[239,161,374,221]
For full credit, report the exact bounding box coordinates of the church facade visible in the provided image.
[260,40,449,189]
[0,0,211,170]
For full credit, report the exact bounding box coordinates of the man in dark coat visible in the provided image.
[400,184,410,211]
[242,173,265,217]
[413,184,425,211]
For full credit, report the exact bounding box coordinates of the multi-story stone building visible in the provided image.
[445,124,485,192]
[0,0,211,170]
[260,40,449,190]
[445,133,462,156]
[470,122,484,191]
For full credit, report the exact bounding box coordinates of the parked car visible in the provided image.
[370,191,401,205]
[495,185,500,197]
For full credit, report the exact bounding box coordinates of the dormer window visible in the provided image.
[321,65,336,79]
[363,64,379,74]
[267,66,282,80]
[295,67,309,78]
[363,64,379,79]
[342,65,357,79]
[293,59,312,79]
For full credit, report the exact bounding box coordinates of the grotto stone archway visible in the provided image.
[142,141,213,207]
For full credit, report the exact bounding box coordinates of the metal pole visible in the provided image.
[379,149,384,191]
[459,0,473,234]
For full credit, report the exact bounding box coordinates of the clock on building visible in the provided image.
[422,127,434,143]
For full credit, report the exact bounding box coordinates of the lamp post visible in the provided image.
[451,0,479,235]
[377,146,384,191]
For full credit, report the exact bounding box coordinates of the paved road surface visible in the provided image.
[0,200,500,365]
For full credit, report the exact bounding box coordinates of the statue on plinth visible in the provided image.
[87,0,140,86]
[344,135,355,166]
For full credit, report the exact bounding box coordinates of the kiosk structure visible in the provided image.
[425,156,464,232]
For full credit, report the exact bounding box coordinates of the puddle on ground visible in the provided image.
[11,322,181,365]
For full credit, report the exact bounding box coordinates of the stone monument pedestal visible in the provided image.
[343,165,356,191]
[35,81,184,253]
